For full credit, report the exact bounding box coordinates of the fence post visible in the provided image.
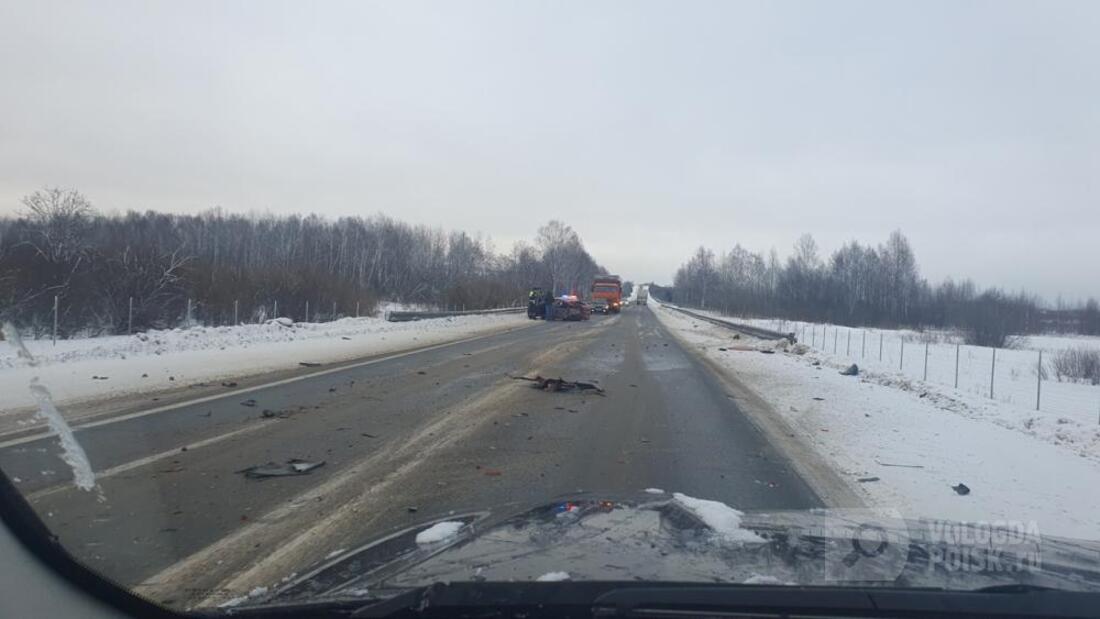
[899,339,904,370]
[812,325,817,347]
[990,348,997,399]
[356,301,360,318]
[879,333,884,361]
[187,298,193,326]
[234,300,239,325]
[332,301,337,321]
[128,296,134,334]
[1036,350,1042,411]
[861,330,866,358]
[273,300,278,320]
[923,342,929,381]
[52,295,58,346]
[833,328,838,353]
[846,330,851,356]
[305,300,309,323]
[954,343,960,389]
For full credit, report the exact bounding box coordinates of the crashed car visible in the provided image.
[551,295,591,321]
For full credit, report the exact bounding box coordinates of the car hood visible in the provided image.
[248,492,1100,607]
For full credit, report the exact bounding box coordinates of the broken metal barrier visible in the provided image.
[385,307,525,322]
[663,305,796,343]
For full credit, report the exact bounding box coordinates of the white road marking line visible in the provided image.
[0,325,533,450]
[27,423,263,501]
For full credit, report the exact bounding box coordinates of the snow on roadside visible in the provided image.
[716,313,1100,422]
[0,313,530,415]
[535,571,571,582]
[649,298,1100,541]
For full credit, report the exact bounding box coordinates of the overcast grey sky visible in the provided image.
[2,1,1097,301]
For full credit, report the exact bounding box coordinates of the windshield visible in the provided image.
[2,1,1099,614]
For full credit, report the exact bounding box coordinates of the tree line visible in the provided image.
[662,231,1100,347]
[0,189,605,337]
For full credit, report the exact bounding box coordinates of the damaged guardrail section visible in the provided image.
[385,307,525,322]
[665,305,797,343]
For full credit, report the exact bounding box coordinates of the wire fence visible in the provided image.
[29,295,503,343]
[742,317,1100,426]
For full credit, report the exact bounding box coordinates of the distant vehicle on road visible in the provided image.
[527,287,550,319]
[591,275,623,314]
[636,287,649,306]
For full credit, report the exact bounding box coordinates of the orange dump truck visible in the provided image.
[591,275,623,314]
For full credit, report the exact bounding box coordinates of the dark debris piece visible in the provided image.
[509,375,605,395]
[238,459,325,479]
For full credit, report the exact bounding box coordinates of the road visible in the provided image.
[1,306,823,608]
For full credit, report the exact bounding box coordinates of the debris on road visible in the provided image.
[298,362,323,368]
[261,409,278,419]
[857,476,880,483]
[240,399,258,407]
[221,381,238,387]
[238,459,326,479]
[875,460,924,469]
[509,375,606,395]
[952,483,971,496]
[839,364,860,376]
[811,397,825,401]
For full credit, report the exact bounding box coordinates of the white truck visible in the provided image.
[636,287,649,306]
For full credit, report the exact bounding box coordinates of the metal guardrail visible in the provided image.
[385,307,525,322]
[663,305,796,343]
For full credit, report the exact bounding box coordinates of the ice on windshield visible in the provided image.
[3,322,97,493]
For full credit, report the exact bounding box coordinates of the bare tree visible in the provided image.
[21,188,94,263]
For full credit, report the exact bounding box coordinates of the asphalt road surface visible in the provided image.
[0,307,823,608]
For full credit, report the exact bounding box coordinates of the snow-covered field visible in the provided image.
[1,312,530,417]
[649,297,1100,541]
[690,313,1100,427]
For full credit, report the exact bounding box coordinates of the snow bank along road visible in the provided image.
[649,298,1100,542]
[0,311,532,437]
[0,308,837,608]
